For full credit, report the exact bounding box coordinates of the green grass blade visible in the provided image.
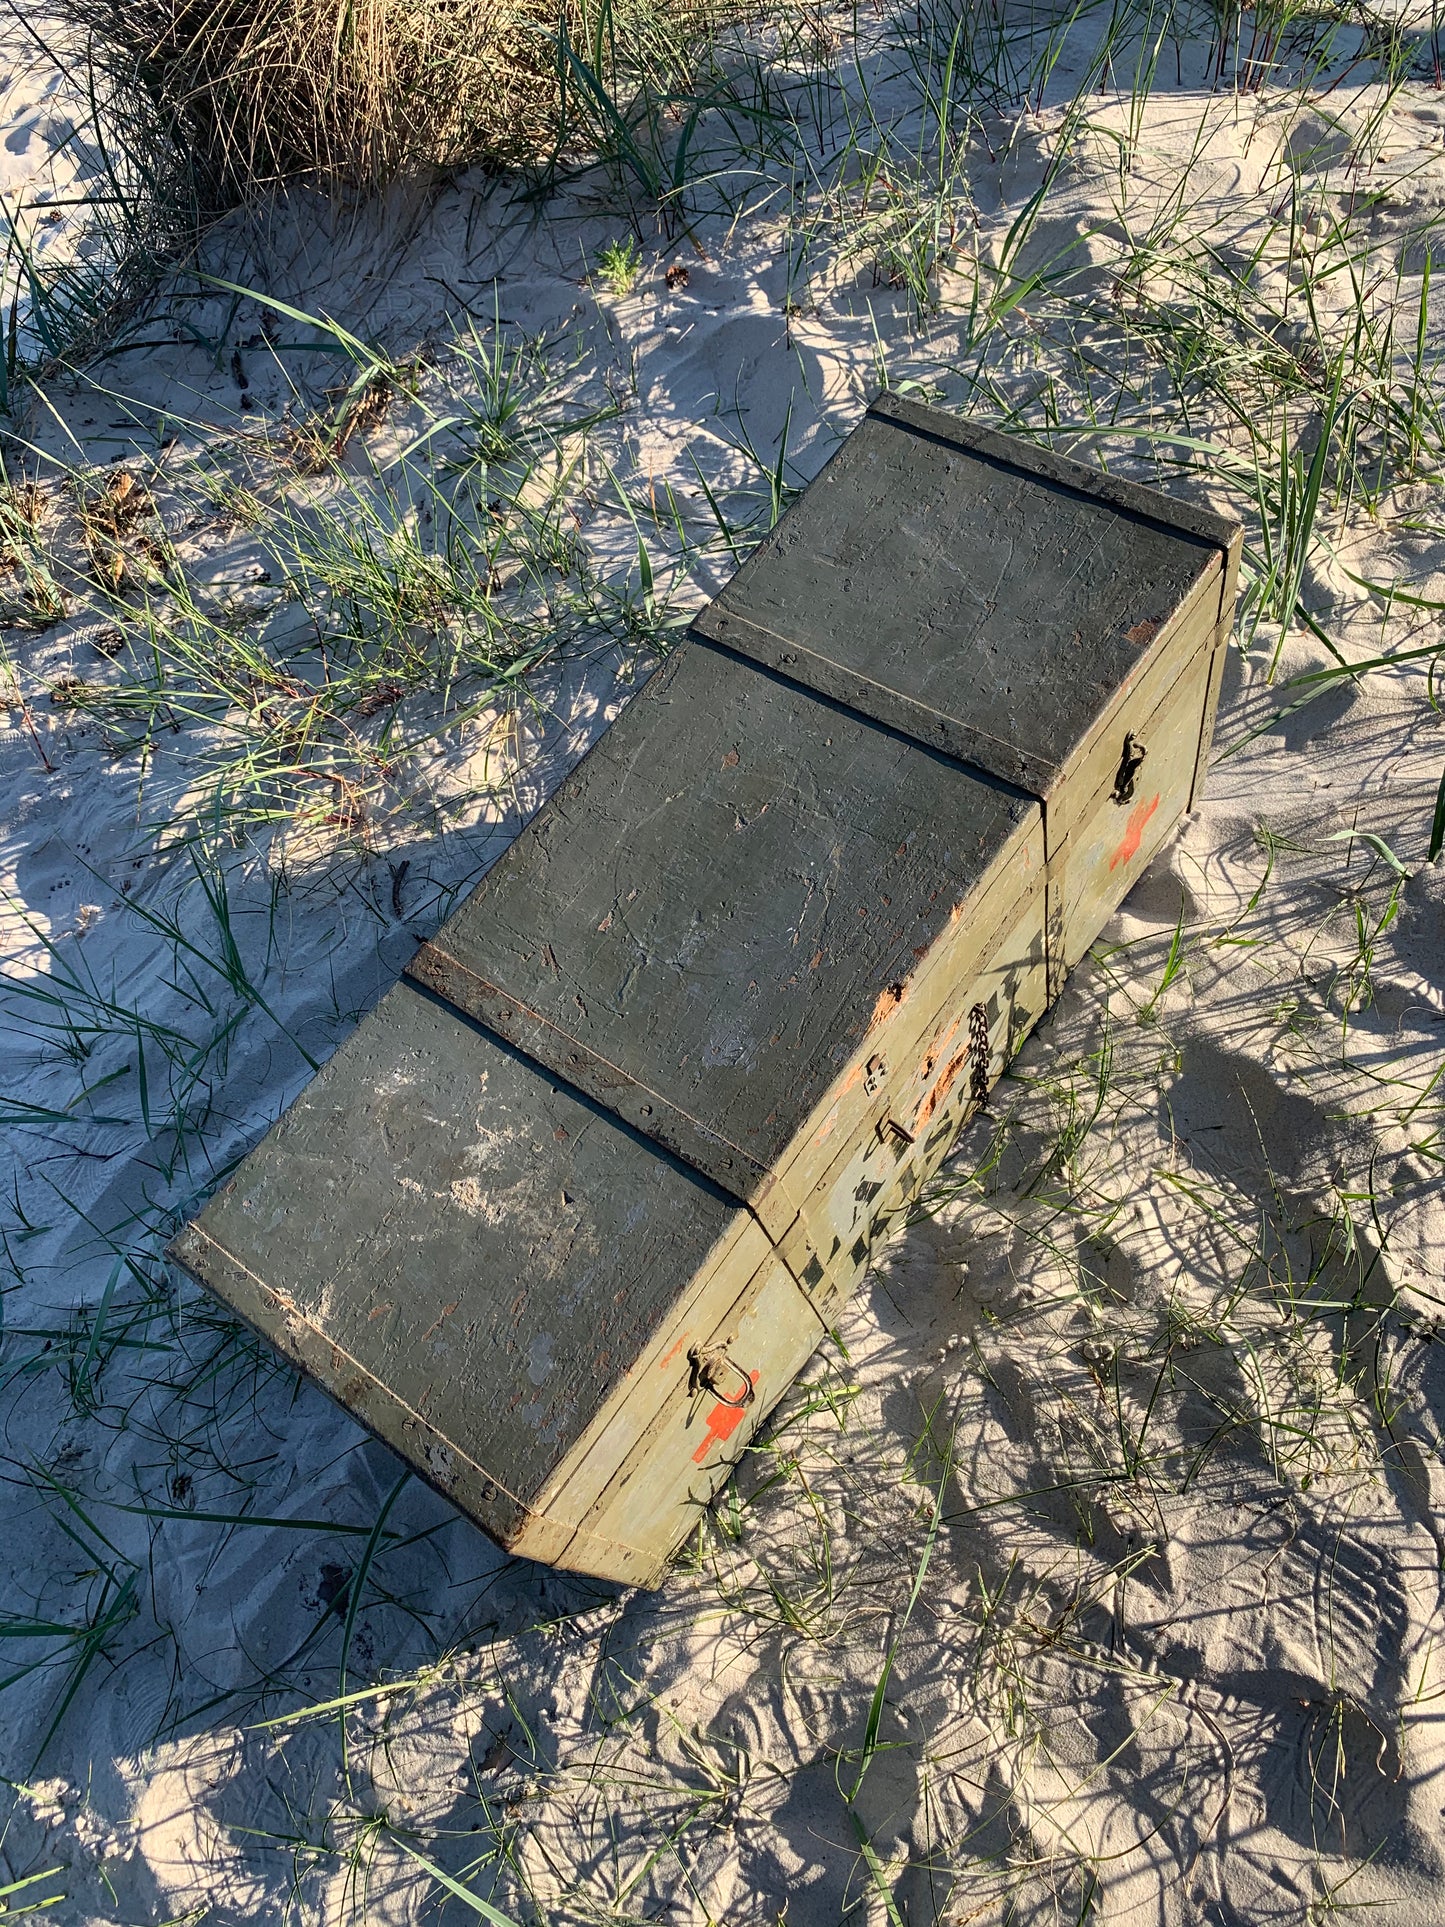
[391,1840,523,1925]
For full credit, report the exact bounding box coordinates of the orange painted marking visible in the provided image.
[1109,793,1160,873]
[692,1373,761,1462]
[658,1337,687,1371]
[919,1048,969,1127]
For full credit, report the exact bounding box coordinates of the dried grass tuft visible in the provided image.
[50,0,596,197]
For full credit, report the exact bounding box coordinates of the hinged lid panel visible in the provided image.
[692,395,1237,800]
[169,980,757,1543]
[407,638,1039,1212]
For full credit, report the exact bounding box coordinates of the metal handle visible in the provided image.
[688,1346,756,1409]
[1112,733,1147,804]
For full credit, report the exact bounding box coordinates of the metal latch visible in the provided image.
[1112,733,1147,804]
[687,1346,756,1409]
[876,1115,915,1147]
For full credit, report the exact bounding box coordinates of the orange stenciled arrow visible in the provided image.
[692,1373,760,1462]
[1109,792,1160,873]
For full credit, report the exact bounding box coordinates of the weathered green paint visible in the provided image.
[170,981,756,1554]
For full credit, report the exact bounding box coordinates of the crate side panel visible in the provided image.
[174,981,745,1515]
[700,411,1222,792]
[1061,644,1214,968]
[524,1210,778,1537]
[770,810,1043,1211]
[781,883,1049,1324]
[1044,571,1220,846]
[562,1252,827,1581]
[1188,539,1242,810]
[416,641,1033,1181]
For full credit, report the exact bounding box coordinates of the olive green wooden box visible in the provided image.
[169,398,1240,1588]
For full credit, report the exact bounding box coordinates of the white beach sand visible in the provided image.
[2,4,1444,1920]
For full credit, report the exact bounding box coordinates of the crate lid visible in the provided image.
[691,394,1240,798]
[170,980,750,1531]
[406,639,1038,1207]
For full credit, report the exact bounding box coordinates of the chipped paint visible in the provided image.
[918,1048,970,1128]
[869,980,907,1029]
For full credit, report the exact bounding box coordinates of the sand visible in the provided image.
[2,3,1444,1921]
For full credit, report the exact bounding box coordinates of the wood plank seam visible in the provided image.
[691,605,1045,789]
[404,944,813,1254]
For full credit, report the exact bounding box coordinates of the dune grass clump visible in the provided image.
[46,0,579,196]
[45,0,719,200]
[594,233,643,295]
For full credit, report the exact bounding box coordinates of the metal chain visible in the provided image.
[968,1001,990,1109]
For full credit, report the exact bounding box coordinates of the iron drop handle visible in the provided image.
[688,1345,756,1409]
[1112,733,1147,803]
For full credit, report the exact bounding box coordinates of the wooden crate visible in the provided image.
[171,399,1239,1586]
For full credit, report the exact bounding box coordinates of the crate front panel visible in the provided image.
[1059,640,1215,969]
[696,405,1224,795]
[412,639,1034,1187]
[553,1249,828,1583]
[170,980,751,1526]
